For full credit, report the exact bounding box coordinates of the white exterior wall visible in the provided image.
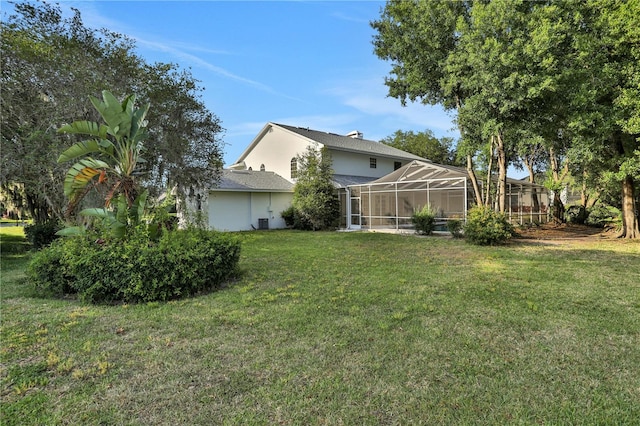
[242,126,315,180]
[208,190,293,232]
[329,150,404,178]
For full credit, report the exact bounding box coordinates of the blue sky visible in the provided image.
[3,0,460,167]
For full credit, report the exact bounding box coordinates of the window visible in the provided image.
[260,164,265,171]
[370,157,377,169]
[290,158,298,179]
[394,161,402,170]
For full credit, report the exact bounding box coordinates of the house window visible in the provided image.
[394,161,402,170]
[370,157,377,169]
[291,158,298,179]
[260,164,265,171]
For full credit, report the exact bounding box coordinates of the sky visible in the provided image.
[2,0,461,167]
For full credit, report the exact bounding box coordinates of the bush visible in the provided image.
[27,235,90,296]
[565,205,587,224]
[585,204,621,228]
[412,205,437,235]
[447,219,464,238]
[281,206,295,228]
[27,228,241,303]
[281,205,321,231]
[463,206,515,245]
[24,220,61,250]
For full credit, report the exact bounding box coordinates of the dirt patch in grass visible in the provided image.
[514,222,616,243]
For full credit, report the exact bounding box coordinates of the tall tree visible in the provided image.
[372,1,484,206]
[0,1,224,223]
[136,63,224,199]
[563,0,640,238]
[292,146,340,231]
[380,129,456,165]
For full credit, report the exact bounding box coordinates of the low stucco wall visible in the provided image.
[208,191,293,232]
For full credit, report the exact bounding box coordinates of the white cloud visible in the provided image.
[325,76,459,137]
[58,1,300,100]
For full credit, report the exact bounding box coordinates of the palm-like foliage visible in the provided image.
[57,90,149,216]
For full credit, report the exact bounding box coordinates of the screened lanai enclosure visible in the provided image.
[343,161,549,231]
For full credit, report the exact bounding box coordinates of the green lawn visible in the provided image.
[1,230,639,424]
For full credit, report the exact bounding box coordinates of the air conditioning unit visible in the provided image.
[258,218,269,230]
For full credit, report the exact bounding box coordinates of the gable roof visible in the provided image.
[214,170,293,192]
[234,122,426,164]
[275,123,425,161]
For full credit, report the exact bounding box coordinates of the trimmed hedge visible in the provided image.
[464,206,515,245]
[27,229,241,303]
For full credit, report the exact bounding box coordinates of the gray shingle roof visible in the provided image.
[215,170,293,192]
[275,123,426,161]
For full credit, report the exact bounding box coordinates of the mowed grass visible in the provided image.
[1,230,639,425]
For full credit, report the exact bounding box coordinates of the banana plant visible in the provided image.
[56,190,156,240]
[57,90,150,216]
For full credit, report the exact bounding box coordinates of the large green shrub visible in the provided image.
[27,228,241,303]
[27,235,91,296]
[291,146,340,231]
[585,204,621,228]
[411,205,437,235]
[463,206,515,245]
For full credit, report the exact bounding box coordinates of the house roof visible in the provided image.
[275,123,426,161]
[214,170,293,192]
[234,122,426,165]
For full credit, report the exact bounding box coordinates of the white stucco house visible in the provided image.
[195,122,423,231]
[187,122,547,231]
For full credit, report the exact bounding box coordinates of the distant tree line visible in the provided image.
[1,1,224,224]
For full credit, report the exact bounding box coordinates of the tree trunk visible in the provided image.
[618,175,639,239]
[580,170,599,209]
[525,159,540,212]
[549,147,566,223]
[456,96,483,207]
[485,135,494,207]
[496,132,507,213]
[466,154,483,206]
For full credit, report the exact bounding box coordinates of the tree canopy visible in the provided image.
[1,1,224,223]
[372,0,639,238]
[380,129,456,166]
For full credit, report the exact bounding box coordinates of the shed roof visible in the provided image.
[215,170,293,192]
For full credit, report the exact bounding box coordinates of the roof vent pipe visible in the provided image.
[347,130,363,139]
